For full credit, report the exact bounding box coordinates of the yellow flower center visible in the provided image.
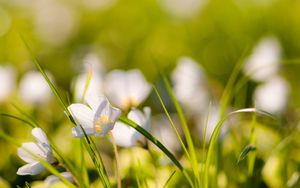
[94,116,112,133]
[122,97,138,110]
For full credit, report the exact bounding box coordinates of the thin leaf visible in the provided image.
[110,133,121,188]
[152,85,190,160]
[237,145,256,164]
[119,116,194,187]
[163,170,176,188]
[82,66,93,102]
[204,108,273,188]
[0,113,35,128]
[20,36,110,187]
[80,140,90,187]
[11,104,39,127]
[161,75,199,186]
[119,116,182,170]
[201,101,212,183]
[247,112,257,175]
[25,182,31,188]
[219,47,250,118]
[20,35,71,118]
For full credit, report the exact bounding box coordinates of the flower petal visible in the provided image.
[45,171,73,185]
[142,107,151,131]
[92,97,108,120]
[110,106,122,121]
[72,126,95,138]
[85,93,106,113]
[128,107,151,130]
[17,161,45,175]
[18,147,36,164]
[104,70,129,108]
[19,141,54,164]
[128,107,151,142]
[19,142,45,160]
[127,69,151,106]
[111,121,136,147]
[68,103,94,129]
[32,128,50,148]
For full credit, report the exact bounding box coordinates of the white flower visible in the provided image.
[111,107,151,147]
[19,70,53,105]
[17,128,55,176]
[151,114,181,152]
[45,172,73,188]
[197,104,227,143]
[34,0,77,46]
[243,36,281,82]
[68,94,121,137]
[104,69,151,110]
[0,65,15,102]
[253,76,289,114]
[73,53,104,102]
[171,57,209,114]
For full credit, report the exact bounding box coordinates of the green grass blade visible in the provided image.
[163,170,176,188]
[152,85,190,160]
[119,116,194,186]
[201,102,212,183]
[25,182,31,188]
[110,133,121,188]
[81,136,111,187]
[219,47,250,118]
[81,66,93,102]
[161,75,199,186]
[11,104,39,127]
[237,145,256,164]
[119,116,183,170]
[204,108,273,188]
[247,113,257,175]
[80,140,90,187]
[0,113,36,128]
[50,142,83,187]
[20,36,111,186]
[20,35,72,119]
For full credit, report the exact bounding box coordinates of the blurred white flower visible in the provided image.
[0,65,15,102]
[34,0,77,46]
[19,70,53,105]
[111,107,151,147]
[253,76,289,114]
[45,172,73,188]
[159,0,207,19]
[73,53,104,102]
[243,36,282,82]
[68,94,121,137]
[197,104,227,143]
[171,56,209,114]
[151,114,181,153]
[104,69,151,110]
[17,128,55,176]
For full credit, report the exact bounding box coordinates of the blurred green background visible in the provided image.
[1,0,300,187]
